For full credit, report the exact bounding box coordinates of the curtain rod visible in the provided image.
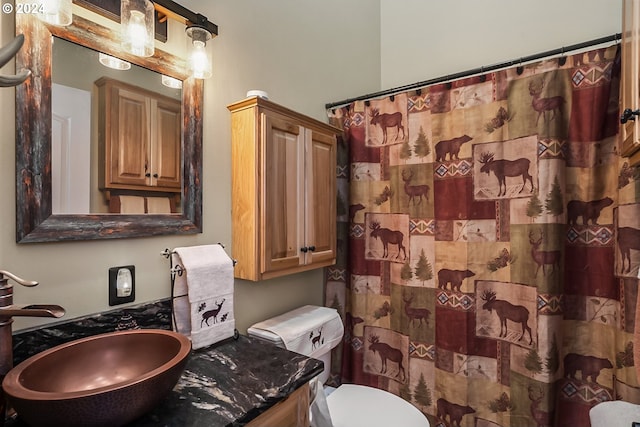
[325,33,621,110]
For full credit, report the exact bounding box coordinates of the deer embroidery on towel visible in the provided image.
[200,299,225,327]
[309,328,324,349]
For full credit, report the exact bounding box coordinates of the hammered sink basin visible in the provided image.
[2,329,191,427]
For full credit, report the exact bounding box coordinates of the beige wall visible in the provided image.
[380,0,621,89]
[0,0,623,333]
[0,0,381,332]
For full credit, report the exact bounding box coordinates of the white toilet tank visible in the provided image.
[249,306,430,427]
[247,305,344,384]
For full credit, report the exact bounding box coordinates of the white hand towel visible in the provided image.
[174,245,234,300]
[171,244,235,350]
[249,305,343,359]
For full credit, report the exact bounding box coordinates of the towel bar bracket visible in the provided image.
[161,246,237,266]
[171,265,184,281]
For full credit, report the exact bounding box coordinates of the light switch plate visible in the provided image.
[108,265,135,306]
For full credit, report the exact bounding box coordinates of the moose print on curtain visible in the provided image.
[325,44,640,426]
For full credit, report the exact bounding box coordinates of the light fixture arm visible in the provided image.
[152,0,218,37]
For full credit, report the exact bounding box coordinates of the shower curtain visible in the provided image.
[324,44,640,426]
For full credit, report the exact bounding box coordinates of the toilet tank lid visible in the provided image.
[247,305,344,358]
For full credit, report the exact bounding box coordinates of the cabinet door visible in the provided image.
[622,0,640,160]
[261,114,305,274]
[305,129,336,265]
[109,87,150,186]
[152,99,182,189]
[245,383,309,427]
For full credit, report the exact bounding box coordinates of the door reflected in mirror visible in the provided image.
[51,37,182,214]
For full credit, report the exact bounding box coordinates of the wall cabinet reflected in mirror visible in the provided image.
[96,78,181,213]
[51,37,182,215]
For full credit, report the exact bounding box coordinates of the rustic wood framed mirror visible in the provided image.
[15,12,203,243]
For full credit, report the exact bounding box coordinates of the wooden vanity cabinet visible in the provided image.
[246,383,310,427]
[228,97,338,281]
[621,0,640,166]
[96,77,181,193]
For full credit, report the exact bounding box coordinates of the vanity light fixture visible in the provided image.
[161,74,182,89]
[98,52,132,70]
[118,0,218,76]
[38,0,73,27]
[121,0,155,57]
[186,25,213,79]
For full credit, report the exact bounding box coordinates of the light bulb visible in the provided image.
[161,75,182,89]
[39,0,72,26]
[127,11,148,56]
[116,268,132,297]
[121,0,154,57]
[186,26,213,79]
[190,41,212,79]
[99,53,131,70]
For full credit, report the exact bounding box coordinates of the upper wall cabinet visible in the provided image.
[228,97,339,281]
[96,78,182,194]
[621,0,640,166]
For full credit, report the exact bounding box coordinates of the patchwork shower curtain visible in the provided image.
[324,44,640,426]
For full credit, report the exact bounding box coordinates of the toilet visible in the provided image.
[248,305,430,427]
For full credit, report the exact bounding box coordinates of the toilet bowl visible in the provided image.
[326,384,429,427]
[248,305,430,427]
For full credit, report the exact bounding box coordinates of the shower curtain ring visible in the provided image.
[479,66,487,82]
[559,47,567,66]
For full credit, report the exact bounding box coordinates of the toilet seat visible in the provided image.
[326,384,430,427]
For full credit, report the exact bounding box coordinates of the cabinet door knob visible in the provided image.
[300,247,308,253]
[153,173,158,178]
[145,173,151,178]
[308,246,316,252]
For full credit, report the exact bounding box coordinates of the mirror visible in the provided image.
[15,13,203,242]
[51,37,182,214]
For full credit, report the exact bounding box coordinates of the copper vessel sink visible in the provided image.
[2,329,191,427]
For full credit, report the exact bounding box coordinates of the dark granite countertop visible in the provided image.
[7,300,323,427]
[128,334,322,426]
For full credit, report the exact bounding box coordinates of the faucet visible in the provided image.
[0,270,65,426]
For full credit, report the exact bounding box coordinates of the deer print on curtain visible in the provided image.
[325,43,640,427]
